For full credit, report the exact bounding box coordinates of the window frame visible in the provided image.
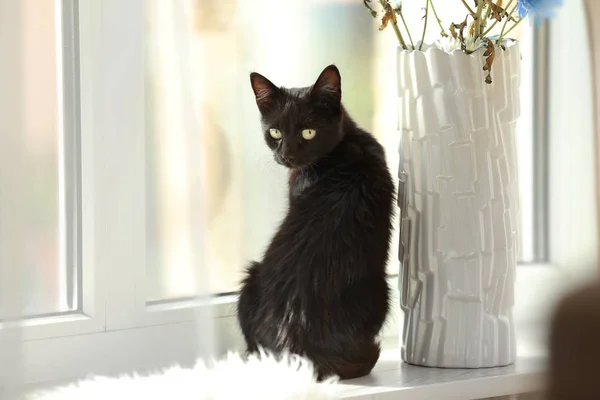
[532,24,551,263]
[6,0,105,342]
[9,0,597,387]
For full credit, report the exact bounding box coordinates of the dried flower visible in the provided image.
[482,38,496,84]
[364,0,563,84]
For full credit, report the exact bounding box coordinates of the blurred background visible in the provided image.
[1,0,534,312]
[0,0,598,394]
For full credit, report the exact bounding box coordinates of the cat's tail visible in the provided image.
[238,262,262,353]
[307,340,381,381]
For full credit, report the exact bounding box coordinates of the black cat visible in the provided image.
[237,65,395,380]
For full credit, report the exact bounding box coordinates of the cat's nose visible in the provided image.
[283,155,295,163]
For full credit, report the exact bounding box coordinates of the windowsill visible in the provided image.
[337,325,548,399]
[22,326,548,399]
[25,347,547,400]
[337,351,545,399]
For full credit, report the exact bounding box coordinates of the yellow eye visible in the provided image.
[269,128,282,139]
[302,129,316,140]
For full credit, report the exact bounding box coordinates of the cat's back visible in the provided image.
[336,127,395,273]
[293,127,395,274]
[327,127,394,201]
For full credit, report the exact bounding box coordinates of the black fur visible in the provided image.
[238,65,395,380]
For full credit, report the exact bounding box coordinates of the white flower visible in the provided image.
[434,35,484,53]
[434,36,461,53]
[464,35,483,52]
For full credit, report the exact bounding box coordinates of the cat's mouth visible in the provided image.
[275,156,301,169]
[275,152,319,169]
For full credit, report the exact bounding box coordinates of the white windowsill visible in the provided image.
[336,323,548,399]
[24,308,550,399]
[25,335,547,400]
[337,351,544,399]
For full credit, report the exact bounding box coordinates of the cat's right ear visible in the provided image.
[250,72,279,113]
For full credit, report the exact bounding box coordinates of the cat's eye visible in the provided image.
[269,128,282,140]
[302,129,316,140]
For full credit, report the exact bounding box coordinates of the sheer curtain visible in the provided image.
[145,0,216,357]
[0,1,25,397]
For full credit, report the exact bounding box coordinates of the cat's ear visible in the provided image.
[311,65,341,105]
[250,72,279,113]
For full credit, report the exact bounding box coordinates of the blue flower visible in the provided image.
[517,0,563,25]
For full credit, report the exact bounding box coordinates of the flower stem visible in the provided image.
[480,1,492,36]
[501,17,523,37]
[496,4,518,45]
[378,0,408,49]
[429,0,448,37]
[473,0,485,39]
[481,0,514,37]
[399,10,416,49]
[393,21,409,49]
[481,19,498,37]
[461,0,476,17]
[419,0,430,51]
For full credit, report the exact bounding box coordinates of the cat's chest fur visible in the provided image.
[288,168,316,198]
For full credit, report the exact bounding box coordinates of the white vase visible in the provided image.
[397,41,521,368]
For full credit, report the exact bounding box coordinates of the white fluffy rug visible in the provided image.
[27,351,340,400]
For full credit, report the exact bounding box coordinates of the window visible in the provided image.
[143,0,539,300]
[0,0,79,318]
[1,0,595,388]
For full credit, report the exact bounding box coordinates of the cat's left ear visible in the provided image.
[250,72,279,113]
[311,65,342,105]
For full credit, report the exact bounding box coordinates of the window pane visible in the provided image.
[0,0,77,316]
[145,0,538,300]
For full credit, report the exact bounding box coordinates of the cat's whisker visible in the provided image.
[260,159,275,173]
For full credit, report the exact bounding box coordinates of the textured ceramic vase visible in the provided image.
[397,41,520,368]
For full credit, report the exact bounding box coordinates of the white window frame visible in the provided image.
[18,0,105,343]
[9,0,598,388]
